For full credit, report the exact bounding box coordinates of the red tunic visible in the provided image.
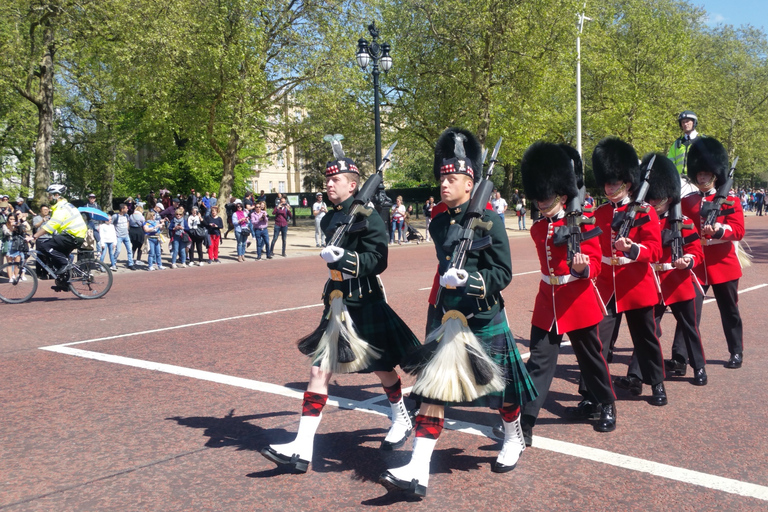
[680,192,744,285]
[654,214,704,305]
[530,215,604,334]
[594,201,662,313]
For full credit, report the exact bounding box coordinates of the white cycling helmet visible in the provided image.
[47,184,67,196]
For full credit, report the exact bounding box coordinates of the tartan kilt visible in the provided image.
[309,298,422,374]
[408,307,538,408]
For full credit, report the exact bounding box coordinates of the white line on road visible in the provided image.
[703,283,768,304]
[48,303,325,348]
[39,343,768,502]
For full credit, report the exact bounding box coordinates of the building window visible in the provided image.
[278,181,286,193]
[269,181,273,192]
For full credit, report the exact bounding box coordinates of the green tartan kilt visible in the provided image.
[309,298,422,374]
[408,307,538,408]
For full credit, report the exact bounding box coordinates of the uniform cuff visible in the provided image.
[464,272,485,298]
[330,250,359,277]
[570,266,590,278]
[625,243,641,261]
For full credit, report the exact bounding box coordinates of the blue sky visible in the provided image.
[696,1,767,30]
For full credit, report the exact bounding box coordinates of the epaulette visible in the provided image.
[431,202,448,218]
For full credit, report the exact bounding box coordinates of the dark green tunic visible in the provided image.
[308,195,420,373]
[415,200,537,407]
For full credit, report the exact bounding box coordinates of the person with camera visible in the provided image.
[270,197,291,257]
[312,193,328,247]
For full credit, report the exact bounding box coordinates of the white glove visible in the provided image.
[320,246,344,263]
[439,267,469,288]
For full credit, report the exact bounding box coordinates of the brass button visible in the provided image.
[450,220,455,225]
[445,255,451,261]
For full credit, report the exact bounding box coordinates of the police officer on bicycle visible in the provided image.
[27,185,88,291]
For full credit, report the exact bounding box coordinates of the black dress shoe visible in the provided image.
[594,403,617,432]
[649,382,668,406]
[664,358,688,376]
[564,400,601,421]
[614,376,643,396]
[379,471,427,497]
[725,353,743,369]
[692,367,708,386]
[259,446,309,473]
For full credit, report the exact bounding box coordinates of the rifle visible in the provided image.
[702,156,738,229]
[616,155,655,239]
[443,137,502,286]
[554,159,602,265]
[326,141,397,247]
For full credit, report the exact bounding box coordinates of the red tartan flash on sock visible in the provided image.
[498,405,521,423]
[414,415,444,439]
[302,391,328,417]
[382,378,403,404]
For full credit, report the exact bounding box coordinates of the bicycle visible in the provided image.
[0,249,113,304]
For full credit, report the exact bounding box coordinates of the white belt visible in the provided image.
[541,273,578,285]
[653,263,675,272]
[702,238,729,246]
[601,255,633,266]
[329,270,354,281]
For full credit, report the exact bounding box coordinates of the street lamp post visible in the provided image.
[576,4,591,158]
[356,21,392,171]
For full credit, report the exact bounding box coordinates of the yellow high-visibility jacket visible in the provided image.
[43,198,88,238]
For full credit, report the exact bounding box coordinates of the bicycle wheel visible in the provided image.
[0,262,38,304]
[68,260,113,299]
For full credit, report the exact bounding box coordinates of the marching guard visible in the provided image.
[519,142,616,438]
[675,137,745,369]
[618,154,708,389]
[260,141,421,473]
[584,138,667,409]
[379,128,536,497]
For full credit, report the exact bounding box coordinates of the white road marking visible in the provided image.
[51,303,325,347]
[702,283,768,304]
[40,343,768,502]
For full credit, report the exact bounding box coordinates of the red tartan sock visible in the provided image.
[302,391,328,417]
[382,378,403,404]
[498,405,520,423]
[414,415,444,439]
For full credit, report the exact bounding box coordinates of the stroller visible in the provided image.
[405,223,425,244]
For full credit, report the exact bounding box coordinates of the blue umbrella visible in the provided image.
[78,206,110,222]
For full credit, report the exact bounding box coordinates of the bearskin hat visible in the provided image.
[520,142,579,202]
[592,137,641,192]
[686,137,730,189]
[433,127,483,183]
[643,153,680,205]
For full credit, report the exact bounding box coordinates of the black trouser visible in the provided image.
[628,299,706,378]
[37,234,83,275]
[672,279,743,357]
[190,236,204,262]
[523,324,614,428]
[582,298,664,390]
[129,226,144,261]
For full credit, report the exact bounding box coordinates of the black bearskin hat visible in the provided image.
[686,137,730,190]
[520,142,579,202]
[643,153,680,205]
[558,143,584,188]
[592,137,641,192]
[433,127,483,183]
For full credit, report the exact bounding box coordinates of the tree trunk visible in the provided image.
[32,19,56,209]
[217,128,240,201]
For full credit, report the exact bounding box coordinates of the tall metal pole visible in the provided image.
[576,4,591,158]
[373,59,382,171]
